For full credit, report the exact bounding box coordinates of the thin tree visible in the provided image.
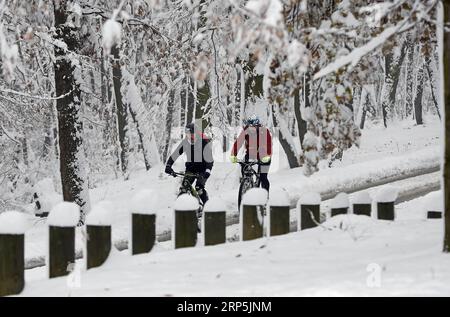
[443,0,450,253]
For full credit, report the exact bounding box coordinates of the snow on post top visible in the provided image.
[268,187,290,206]
[102,19,122,54]
[352,191,372,205]
[131,189,157,215]
[47,202,80,227]
[0,211,29,235]
[204,197,226,213]
[375,185,399,203]
[242,188,268,206]
[86,201,113,226]
[425,191,443,212]
[299,192,321,205]
[331,192,349,209]
[174,194,199,211]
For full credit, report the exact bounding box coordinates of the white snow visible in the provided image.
[352,191,372,205]
[102,19,122,54]
[174,194,199,211]
[242,188,268,206]
[86,201,113,226]
[375,185,399,203]
[314,21,407,80]
[331,192,349,209]
[245,0,283,28]
[130,189,157,215]
[0,211,29,234]
[423,191,443,213]
[47,202,80,227]
[298,192,321,205]
[20,194,450,296]
[268,187,290,206]
[204,197,226,213]
[17,121,443,268]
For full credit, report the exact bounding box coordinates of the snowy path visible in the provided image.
[20,192,450,297]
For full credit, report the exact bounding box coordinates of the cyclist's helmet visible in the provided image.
[243,114,260,127]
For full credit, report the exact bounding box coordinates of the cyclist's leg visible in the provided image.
[178,174,195,196]
[195,176,209,205]
[259,161,271,192]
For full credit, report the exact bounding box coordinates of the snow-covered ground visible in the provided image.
[19,191,450,296]
[20,119,442,267]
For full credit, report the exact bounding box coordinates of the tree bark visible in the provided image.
[53,0,90,223]
[414,62,425,125]
[381,42,408,127]
[443,0,450,252]
[162,90,175,163]
[196,80,210,129]
[272,105,300,168]
[111,44,129,176]
[425,56,441,119]
[294,87,307,148]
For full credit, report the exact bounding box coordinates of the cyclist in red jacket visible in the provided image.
[230,115,272,192]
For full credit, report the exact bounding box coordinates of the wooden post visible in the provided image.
[298,192,321,230]
[241,188,268,241]
[300,204,320,229]
[352,191,372,216]
[427,211,442,219]
[132,214,156,254]
[377,202,395,220]
[269,206,290,236]
[203,197,226,246]
[86,202,113,269]
[174,194,199,249]
[375,186,398,221]
[130,189,157,255]
[330,193,349,217]
[48,202,79,278]
[0,211,26,296]
[268,188,290,236]
[86,225,111,269]
[204,211,226,246]
[49,225,75,278]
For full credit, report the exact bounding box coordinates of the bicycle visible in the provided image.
[237,160,261,209]
[171,171,205,232]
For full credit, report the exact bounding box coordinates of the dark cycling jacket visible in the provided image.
[166,134,214,173]
[231,126,272,161]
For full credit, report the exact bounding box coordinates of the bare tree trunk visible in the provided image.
[186,78,195,125]
[425,56,441,119]
[443,0,450,253]
[381,42,408,127]
[405,36,416,117]
[294,87,307,147]
[53,0,90,223]
[414,61,425,125]
[111,44,129,176]
[272,105,300,168]
[196,80,210,129]
[360,92,370,129]
[162,91,175,163]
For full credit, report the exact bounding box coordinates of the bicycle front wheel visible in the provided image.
[238,178,255,211]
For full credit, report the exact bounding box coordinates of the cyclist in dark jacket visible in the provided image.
[165,123,214,205]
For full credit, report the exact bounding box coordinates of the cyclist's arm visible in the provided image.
[231,128,246,156]
[204,140,214,173]
[266,128,273,157]
[166,140,185,167]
